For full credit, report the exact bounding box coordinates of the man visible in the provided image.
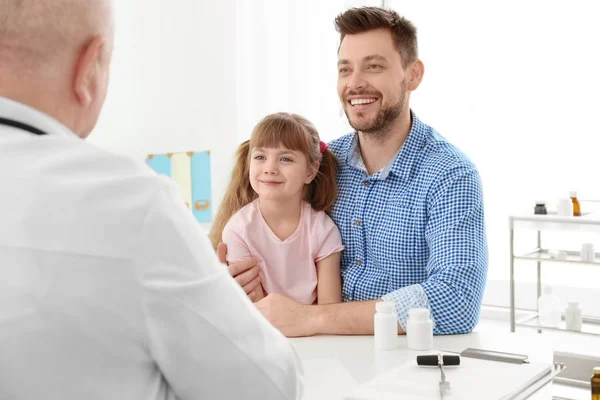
[0,1,302,399]
[220,7,488,336]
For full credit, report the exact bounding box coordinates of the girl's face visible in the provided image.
[249,145,318,203]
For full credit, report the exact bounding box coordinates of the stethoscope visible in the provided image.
[0,117,47,135]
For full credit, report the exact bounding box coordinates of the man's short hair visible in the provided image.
[335,7,418,67]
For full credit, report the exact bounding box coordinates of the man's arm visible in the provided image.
[256,295,405,337]
[137,183,303,399]
[422,166,487,334]
[313,299,406,334]
[221,228,266,302]
[383,166,487,334]
[217,243,264,301]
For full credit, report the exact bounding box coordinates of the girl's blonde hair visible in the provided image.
[209,112,338,249]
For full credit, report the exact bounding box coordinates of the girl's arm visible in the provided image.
[222,226,265,302]
[316,251,342,304]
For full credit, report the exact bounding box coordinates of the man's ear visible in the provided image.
[72,36,105,106]
[305,161,320,184]
[407,59,425,91]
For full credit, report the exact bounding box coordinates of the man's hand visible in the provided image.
[256,293,316,337]
[217,242,264,302]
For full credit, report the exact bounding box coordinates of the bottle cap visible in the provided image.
[567,301,579,308]
[569,191,577,198]
[543,286,553,295]
[535,200,546,205]
[594,366,600,375]
[376,301,395,314]
[408,308,430,321]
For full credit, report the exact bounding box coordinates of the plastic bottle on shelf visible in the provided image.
[538,286,562,327]
[557,198,573,216]
[592,367,600,400]
[581,243,595,262]
[565,301,583,331]
[534,201,547,215]
[570,191,581,216]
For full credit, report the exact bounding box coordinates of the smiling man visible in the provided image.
[224,6,488,337]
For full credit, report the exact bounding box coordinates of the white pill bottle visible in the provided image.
[374,301,398,350]
[406,308,433,351]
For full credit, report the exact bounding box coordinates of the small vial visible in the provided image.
[406,308,433,351]
[374,301,398,350]
[538,286,562,327]
[570,191,581,216]
[565,301,582,331]
[557,198,573,216]
[581,243,595,262]
[534,201,547,215]
[592,366,600,400]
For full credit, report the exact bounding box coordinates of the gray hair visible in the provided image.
[0,0,113,76]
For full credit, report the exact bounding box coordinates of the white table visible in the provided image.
[291,330,556,399]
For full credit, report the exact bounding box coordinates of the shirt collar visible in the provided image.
[347,110,426,181]
[0,96,79,139]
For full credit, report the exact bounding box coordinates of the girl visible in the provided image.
[209,112,343,305]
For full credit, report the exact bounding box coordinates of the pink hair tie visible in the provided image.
[319,141,329,153]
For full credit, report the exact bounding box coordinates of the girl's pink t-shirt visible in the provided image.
[222,200,344,304]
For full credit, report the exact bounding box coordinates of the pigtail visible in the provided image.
[307,148,339,213]
[209,140,256,250]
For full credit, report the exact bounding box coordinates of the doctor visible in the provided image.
[0,1,302,399]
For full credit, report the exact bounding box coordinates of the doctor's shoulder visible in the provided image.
[76,143,182,213]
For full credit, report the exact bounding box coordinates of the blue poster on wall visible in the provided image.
[146,151,212,222]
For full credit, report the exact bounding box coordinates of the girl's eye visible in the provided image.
[280,157,293,162]
[253,155,265,160]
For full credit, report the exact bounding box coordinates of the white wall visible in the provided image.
[89,0,238,208]
[387,0,600,288]
[88,0,600,306]
[236,0,383,144]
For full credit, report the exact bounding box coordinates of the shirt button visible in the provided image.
[356,260,362,266]
[363,180,370,187]
[355,220,360,226]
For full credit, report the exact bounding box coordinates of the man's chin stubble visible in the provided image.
[348,114,394,141]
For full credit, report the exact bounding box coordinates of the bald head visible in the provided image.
[0,0,115,138]
[0,0,114,76]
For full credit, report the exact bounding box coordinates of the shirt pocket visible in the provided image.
[371,196,427,264]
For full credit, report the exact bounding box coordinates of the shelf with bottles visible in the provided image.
[509,196,600,334]
[514,249,600,266]
[509,213,600,233]
[511,194,600,231]
[515,312,600,337]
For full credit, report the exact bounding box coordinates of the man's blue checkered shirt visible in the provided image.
[328,112,488,335]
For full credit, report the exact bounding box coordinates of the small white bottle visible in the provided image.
[374,301,398,351]
[538,286,562,327]
[565,301,583,331]
[557,198,573,216]
[406,308,433,351]
[581,243,595,262]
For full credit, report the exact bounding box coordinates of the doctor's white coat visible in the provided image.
[0,97,303,400]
